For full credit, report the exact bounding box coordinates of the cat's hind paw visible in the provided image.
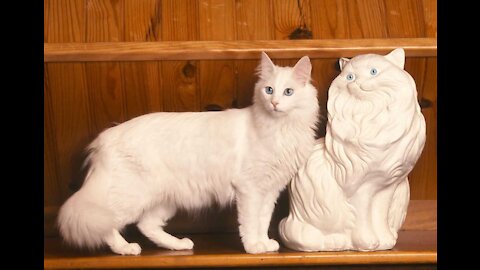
[111,242,142,256]
[173,237,194,250]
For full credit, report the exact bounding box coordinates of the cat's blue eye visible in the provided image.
[346,73,355,81]
[265,86,274,95]
[370,68,378,75]
[284,88,294,96]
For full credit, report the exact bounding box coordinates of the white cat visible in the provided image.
[57,52,319,255]
[279,48,426,251]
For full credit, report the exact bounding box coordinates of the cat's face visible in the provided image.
[253,52,316,116]
[329,48,416,106]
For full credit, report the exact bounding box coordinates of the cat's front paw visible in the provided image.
[263,239,280,252]
[244,239,279,254]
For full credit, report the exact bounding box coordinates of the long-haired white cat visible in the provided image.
[279,48,426,251]
[57,52,319,255]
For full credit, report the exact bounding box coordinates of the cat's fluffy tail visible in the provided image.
[57,186,114,249]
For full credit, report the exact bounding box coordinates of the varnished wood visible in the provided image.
[44,230,436,269]
[409,58,437,199]
[347,0,388,38]
[309,0,349,39]
[198,0,236,111]
[401,200,437,231]
[44,38,437,62]
[384,0,425,38]
[422,0,437,38]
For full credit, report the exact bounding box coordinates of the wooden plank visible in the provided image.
[309,0,349,39]
[161,61,199,111]
[198,0,236,110]
[124,0,161,42]
[44,231,436,269]
[85,0,126,131]
[234,0,274,108]
[235,0,273,40]
[422,0,437,37]
[44,0,49,42]
[44,65,61,206]
[44,0,90,207]
[310,59,341,138]
[402,200,437,231]
[272,0,312,40]
[124,0,163,118]
[409,58,437,199]
[46,63,92,203]
[45,0,85,42]
[161,0,199,111]
[122,62,163,117]
[347,0,388,38]
[384,0,425,38]
[44,38,438,62]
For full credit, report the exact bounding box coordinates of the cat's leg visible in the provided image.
[103,228,142,255]
[371,185,397,250]
[350,184,379,251]
[236,189,273,254]
[257,191,281,252]
[137,204,194,250]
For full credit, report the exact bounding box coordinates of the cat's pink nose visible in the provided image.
[271,101,279,107]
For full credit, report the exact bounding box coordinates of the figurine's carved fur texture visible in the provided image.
[57,52,319,255]
[279,48,426,251]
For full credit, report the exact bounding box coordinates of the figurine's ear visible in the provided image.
[258,51,275,79]
[385,48,405,69]
[293,56,312,85]
[339,58,350,71]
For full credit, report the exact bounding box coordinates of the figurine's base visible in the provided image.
[45,230,436,269]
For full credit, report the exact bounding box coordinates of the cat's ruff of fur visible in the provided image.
[57,52,320,255]
[279,48,426,251]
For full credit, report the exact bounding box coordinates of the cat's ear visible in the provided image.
[384,48,405,69]
[339,58,350,71]
[258,52,275,79]
[293,56,312,85]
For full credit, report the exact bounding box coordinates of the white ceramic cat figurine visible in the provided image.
[279,48,426,251]
[57,52,319,255]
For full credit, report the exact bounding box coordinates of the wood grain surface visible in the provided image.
[44,230,436,269]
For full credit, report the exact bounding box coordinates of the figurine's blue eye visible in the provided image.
[265,86,274,95]
[346,73,355,81]
[370,68,378,75]
[284,88,294,96]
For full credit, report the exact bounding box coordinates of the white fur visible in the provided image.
[279,48,426,251]
[57,52,319,255]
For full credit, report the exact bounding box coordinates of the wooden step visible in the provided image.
[44,38,437,62]
[44,230,436,269]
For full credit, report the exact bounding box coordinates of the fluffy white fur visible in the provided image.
[57,52,319,255]
[279,48,426,251]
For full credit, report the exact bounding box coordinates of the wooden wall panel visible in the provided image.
[384,0,425,38]
[347,0,388,38]
[45,0,90,205]
[310,59,340,137]
[45,0,85,42]
[44,66,60,206]
[235,0,274,108]
[85,0,126,131]
[124,1,163,118]
[409,58,437,199]
[309,0,349,39]
[198,0,236,110]
[161,0,200,111]
[422,0,437,37]
[273,0,311,40]
[124,0,161,42]
[46,63,92,201]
